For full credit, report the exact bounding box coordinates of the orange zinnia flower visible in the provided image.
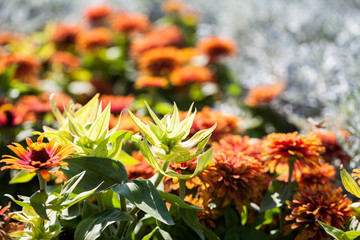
[197,36,236,62]
[130,26,183,58]
[285,184,352,240]
[245,82,285,107]
[138,47,180,76]
[76,28,112,52]
[262,132,325,179]
[135,76,169,89]
[182,107,242,141]
[0,54,40,85]
[50,51,80,70]
[111,12,149,34]
[0,32,20,46]
[51,23,81,48]
[352,168,360,185]
[184,194,219,229]
[127,151,156,181]
[1,135,75,181]
[0,103,35,127]
[298,162,336,187]
[84,4,112,25]
[202,150,268,212]
[16,92,71,114]
[211,135,262,160]
[0,203,25,239]
[162,0,184,14]
[100,95,135,114]
[312,130,351,164]
[170,65,213,86]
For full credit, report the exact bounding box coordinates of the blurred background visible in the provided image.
[2,0,360,163]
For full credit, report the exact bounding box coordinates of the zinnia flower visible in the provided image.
[298,162,336,187]
[127,151,155,181]
[138,47,180,76]
[84,4,112,25]
[262,132,325,180]
[211,134,262,160]
[0,103,35,127]
[197,36,236,62]
[285,184,352,240]
[1,135,75,181]
[162,0,184,14]
[352,168,360,185]
[0,54,40,85]
[0,203,24,240]
[312,130,351,164]
[50,51,80,70]
[100,94,135,114]
[130,26,183,58]
[51,23,81,48]
[111,12,149,34]
[202,150,268,212]
[0,32,20,46]
[16,93,71,114]
[184,194,219,229]
[170,65,213,86]
[134,76,169,89]
[76,28,112,52]
[245,82,285,107]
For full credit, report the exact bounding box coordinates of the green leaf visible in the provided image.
[224,206,240,229]
[102,190,121,208]
[74,209,133,240]
[117,151,139,165]
[178,123,216,149]
[5,194,31,208]
[66,111,87,137]
[112,179,174,225]
[75,94,99,124]
[142,227,158,240]
[63,156,128,192]
[318,220,344,239]
[158,190,203,210]
[201,226,220,240]
[87,104,111,142]
[9,170,36,184]
[30,190,49,220]
[260,180,297,212]
[340,165,360,198]
[146,101,165,132]
[158,227,173,240]
[179,208,205,240]
[341,231,360,240]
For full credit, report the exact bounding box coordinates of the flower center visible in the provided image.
[29,143,51,163]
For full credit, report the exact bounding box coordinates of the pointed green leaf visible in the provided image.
[146,102,165,131]
[9,170,36,184]
[75,209,133,240]
[112,179,174,225]
[318,220,344,240]
[5,194,31,208]
[340,165,360,198]
[128,110,162,147]
[87,103,111,141]
[341,231,360,240]
[75,94,99,123]
[167,103,180,133]
[117,151,139,165]
[66,112,87,137]
[30,190,49,220]
[179,123,216,149]
[142,227,158,240]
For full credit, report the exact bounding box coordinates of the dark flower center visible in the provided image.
[30,143,51,163]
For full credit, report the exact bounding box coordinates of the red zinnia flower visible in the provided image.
[134,76,169,89]
[76,28,112,52]
[51,23,81,48]
[100,95,135,114]
[1,135,75,181]
[245,82,285,107]
[262,132,325,179]
[285,184,352,240]
[126,151,155,181]
[197,36,236,62]
[50,51,80,70]
[170,65,213,86]
[84,4,112,25]
[111,12,149,34]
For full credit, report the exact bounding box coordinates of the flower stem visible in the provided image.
[36,171,47,193]
[287,156,296,183]
[115,196,129,238]
[154,161,170,188]
[179,179,186,200]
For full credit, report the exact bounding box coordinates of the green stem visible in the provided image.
[96,193,111,237]
[36,171,47,192]
[115,195,129,238]
[154,161,170,188]
[179,179,186,200]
